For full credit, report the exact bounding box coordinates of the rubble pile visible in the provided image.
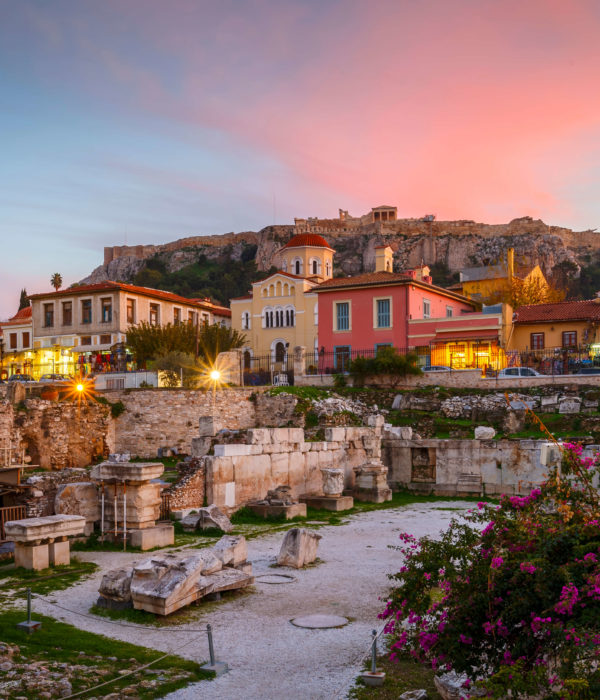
[98,535,253,615]
[310,395,381,423]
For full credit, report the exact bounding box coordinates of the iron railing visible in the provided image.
[0,505,26,540]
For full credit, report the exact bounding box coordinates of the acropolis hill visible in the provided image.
[83,206,600,287]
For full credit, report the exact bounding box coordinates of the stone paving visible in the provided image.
[32,502,473,700]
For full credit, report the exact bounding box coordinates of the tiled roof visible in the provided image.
[513,299,600,323]
[0,306,32,327]
[313,271,414,290]
[283,233,332,249]
[230,295,253,301]
[28,281,227,312]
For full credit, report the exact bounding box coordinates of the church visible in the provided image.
[229,233,334,364]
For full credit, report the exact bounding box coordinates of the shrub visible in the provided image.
[333,373,347,389]
[350,347,422,387]
[381,440,600,697]
[110,401,126,418]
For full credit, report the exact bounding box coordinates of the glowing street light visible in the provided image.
[210,370,221,382]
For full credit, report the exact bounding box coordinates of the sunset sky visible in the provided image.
[1,0,600,318]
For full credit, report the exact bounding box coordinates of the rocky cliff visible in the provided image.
[81,215,600,289]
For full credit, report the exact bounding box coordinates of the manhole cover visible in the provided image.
[255,574,295,584]
[290,614,349,629]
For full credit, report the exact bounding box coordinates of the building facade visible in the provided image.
[230,234,335,365]
[27,282,230,376]
[0,306,33,379]
[313,246,491,369]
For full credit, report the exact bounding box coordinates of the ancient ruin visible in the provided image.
[4,514,85,570]
[98,535,253,615]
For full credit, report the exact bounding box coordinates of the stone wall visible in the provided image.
[167,459,206,510]
[0,399,111,470]
[105,388,258,456]
[21,468,91,517]
[382,433,567,496]
[202,422,382,510]
[366,371,600,390]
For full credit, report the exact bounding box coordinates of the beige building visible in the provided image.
[28,281,230,375]
[230,233,335,363]
[0,306,33,379]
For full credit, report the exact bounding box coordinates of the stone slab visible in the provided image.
[353,488,392,503]
[290,614,348,629]
[246,503,307,520]
[129,524,174,551]
[4,515,86,543]
[299,495,354,512]
[90,461,164,483]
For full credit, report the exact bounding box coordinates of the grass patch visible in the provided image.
[267,385,330,401]
[0,559,98,601]
[349,652,442,698]
[0,609,212,698]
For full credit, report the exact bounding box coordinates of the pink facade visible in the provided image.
[315,279,476,354]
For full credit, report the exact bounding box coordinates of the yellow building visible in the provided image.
[230,233,335,364]
[0,306,34,380]
[458,249,549,305]
[508,299,600,354]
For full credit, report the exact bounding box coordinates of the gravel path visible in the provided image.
[33,502,472,700]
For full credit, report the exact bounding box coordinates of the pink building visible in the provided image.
[312,246,504,370]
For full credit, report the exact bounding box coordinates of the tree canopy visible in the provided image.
[18,289,29,310]
[126,321,246,365]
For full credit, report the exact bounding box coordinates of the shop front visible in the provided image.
[429,329,506,372]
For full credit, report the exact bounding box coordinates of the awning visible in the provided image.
[432,329,500,343]
[71,344,113,353]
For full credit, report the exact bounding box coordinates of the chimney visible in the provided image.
[375,245,393,273]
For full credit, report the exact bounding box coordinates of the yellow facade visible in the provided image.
[230,238,334,361]
[508,320,595,352]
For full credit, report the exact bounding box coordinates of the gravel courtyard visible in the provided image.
[33,502,472,700]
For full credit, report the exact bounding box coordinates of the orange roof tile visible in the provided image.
[513,299,600,323]
[283,233,332,249]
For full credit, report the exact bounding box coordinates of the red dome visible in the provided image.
[283,233,331,249]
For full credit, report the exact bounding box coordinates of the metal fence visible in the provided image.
[504,346,600,376]
[241,352,294,386]
[159,493,171,522]
[304,347,423,375]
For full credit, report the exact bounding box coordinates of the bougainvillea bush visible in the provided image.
[381,442,600,698]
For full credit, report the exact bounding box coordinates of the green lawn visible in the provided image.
[0,609,213,698]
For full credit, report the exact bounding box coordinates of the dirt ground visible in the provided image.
[32,502,472,700]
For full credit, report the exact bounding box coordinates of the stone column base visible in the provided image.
[49,540,71,566]
[14,543,49,571]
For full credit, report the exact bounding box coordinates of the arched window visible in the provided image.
[282,259,287,272]
[325,261,331,276]
[289,309,294,326]
[312,260,318,274]
[285,309,290,326]
[269,310,274,327]
[275,342,286,362]
[293,258,302,275]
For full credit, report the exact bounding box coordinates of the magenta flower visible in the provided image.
[491,556,504,569]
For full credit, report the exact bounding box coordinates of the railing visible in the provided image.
[241,353,294,386]
[0,505,26,540]
[159,493,171,522]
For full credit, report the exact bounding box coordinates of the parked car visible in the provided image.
[7,374,36,382]
[39,373,71,383]
[497,367,544,378]
[423,365,452,372]
[575,367,600,375]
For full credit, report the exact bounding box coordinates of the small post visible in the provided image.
[200,623,228,676]
[207,624,216,665]
[16,588,41,633]
[371,629,377,674]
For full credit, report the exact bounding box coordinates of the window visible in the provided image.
[562,331,577,348]
[201,313,209,324]
[100,334,111,344]
[242,311,250,330]
[188,310,196,324]
[423,299,431,319]
[9,333,17,350]
[80,336,92,346]
[376,298,391,328]
[336,302,350,331]
[314,303,318,326]
[293,258,302,275]
[149,304,160,326]
[43,303,54,327]
[375,343,392,353]
[446,306,453,318]
[101,297,112,323]
[81,299,92,324]
[173,308,181,325]
[22,332,30,348]
[530,332,544,350]
[504,368,518,376]
[126,299,136,324]
[62,301,72,326]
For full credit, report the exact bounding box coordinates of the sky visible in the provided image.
[1,0,600,318]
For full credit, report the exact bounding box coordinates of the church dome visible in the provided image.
[283,233,332,249]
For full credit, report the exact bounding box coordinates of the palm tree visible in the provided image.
[50,273,63,291]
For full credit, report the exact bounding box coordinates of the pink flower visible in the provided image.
[491,556,504,569]
[520,562,536,574]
